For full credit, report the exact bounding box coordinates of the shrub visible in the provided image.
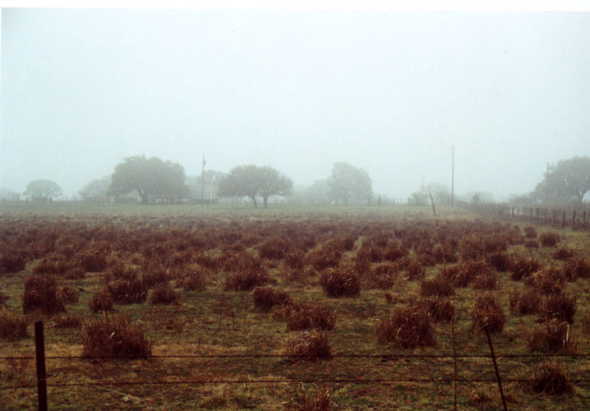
[64,266,86,280]
[22,275,66,315]
[57,286,80,304]
[148,282,179,305]
[509,289,541,315]
[252,287,291,312]
[81,315,151,359]
[541,293,577,324]
[107,278,148,304]
[282,303,336,331]
[141,268,169,289]
[420,298,455,323]
[527,320,574,353]
[539,232,560,247]
[420,276,454,297]
[283,331,332,361]
[320,269,360,298]
[224,269,269,291]
[305,247,342,271]
[471,294,505,334]
[89,289,114,313]
[54,314,82,329]
[562,258,590,281]
[285,250,305,270]
[376,304,436,348]
[524,240,539,249]
[553,247,575,260]
[0,308,28,339]
[527,362,573,395]
[258,237,288,260]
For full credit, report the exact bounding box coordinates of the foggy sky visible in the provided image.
[2,9,589,200]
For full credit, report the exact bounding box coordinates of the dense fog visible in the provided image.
[1,8,589,201]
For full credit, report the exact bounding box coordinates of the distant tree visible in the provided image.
[109,156,188,203]
[0,187,20,201]
[533,156,590,204]
[509,193,535,206]
[328,162,372,205]
[426,183,451,205]
[304,179,332,204]
[408,191,428,206]
[24,179,62,202]
[218,165,293,207]
[79,176,111,202]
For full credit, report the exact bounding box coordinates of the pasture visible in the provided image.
[1,203,590,410]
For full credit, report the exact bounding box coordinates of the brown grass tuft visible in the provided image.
[471,294,505,334]
[22,275,66,315]
[527,362,573,396]
[148,282,179,305]
[509,289,541,316]
[527,319,575,353]
[541,293,577,324]
[319,268,360,298]
[376,304,436,348]
[420,276,454,297]
[252,287,291,312]
[0,308,28,339]
[283,331,332,361]
[539,232,560,247]
[88,289,114,313]
[224,269,269,291]
[81,315,151,359]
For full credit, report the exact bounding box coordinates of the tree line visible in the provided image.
[12,156,374,208]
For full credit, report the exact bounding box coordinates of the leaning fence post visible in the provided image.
[35,321,48,411]
[484,327,508,411]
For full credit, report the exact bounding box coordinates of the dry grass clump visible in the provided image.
[562,258,590,281]
[527,319,574,353]
[283,331,332,361]
[509,289,541,316]
[22,275,66,315]
[526,362,573,396]
[141,268,169,289]
[471,294,505,334]
[487,253,511,272]
[305,247,342,271]
[458,235,486,260]
[178,265,207,291]
[540,293,577,324]
[383,243,408,262]
[224,269,269,291]
[509,256,541,281]
[539,232,560,247]
[296,386,332,411]
[81,315,151,359]
[0,308,28,339]
[148,282,179,305]
[419,298,455,323]
[257,237,289,260]
[553,247,575,260]
[79,252,108,272]
[57,285,80,304]
[404,258,426,281]
[53,314,82,329]
[471,271,498,290]
[319,268,360,297]
[88,289,114,313]
[527,267,565,295]
[279,302,336,331]
[420,276,454,297]
[107,278,148,304]
[285,250,305,270]
[524,226,537,239]
[0,253,26,274]
[252,287,291,312]
[376,304,436,348]
[524,240,540,249]
[364,263,398,289]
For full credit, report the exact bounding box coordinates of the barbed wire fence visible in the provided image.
[3,320,590,410]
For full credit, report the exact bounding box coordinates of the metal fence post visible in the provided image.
[484,327,508,411]
[35,321,48,411]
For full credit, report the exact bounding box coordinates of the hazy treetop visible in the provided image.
[2,9,589,199]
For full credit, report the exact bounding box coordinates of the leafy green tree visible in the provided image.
[24,179,62,201]
[109,156,188,203]
[328,162,372,205]
[533,156,590,204]
[79,176,111,202]
[218,165,293,207]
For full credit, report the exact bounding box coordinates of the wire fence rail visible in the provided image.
[3,322,590,410]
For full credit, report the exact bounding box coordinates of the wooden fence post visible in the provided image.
[35,321,48,411]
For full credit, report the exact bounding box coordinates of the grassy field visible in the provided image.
[1,203,590,410]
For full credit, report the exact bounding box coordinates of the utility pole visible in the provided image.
[451,145,455,207]
[201,154,206,204]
